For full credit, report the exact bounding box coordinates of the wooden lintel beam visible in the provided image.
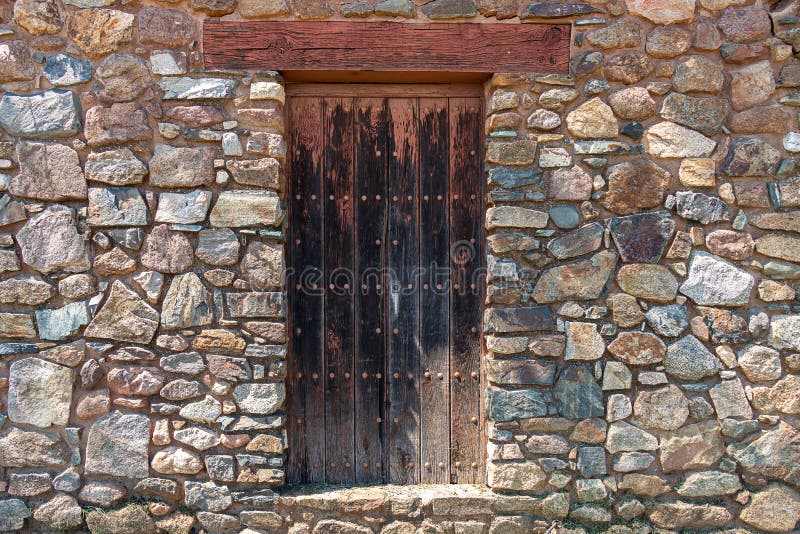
[203,21,571,74]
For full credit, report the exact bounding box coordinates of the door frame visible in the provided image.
[284,83,488,486]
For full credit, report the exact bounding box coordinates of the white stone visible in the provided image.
[8,357,73,428]
[784,132,800,153]
[149,51,187,75]
[250,81,285,104]
[679,251,754,306]
[645,122,717,158]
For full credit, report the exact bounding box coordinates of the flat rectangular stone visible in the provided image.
[484,306,554,333]
[158,77,237,100]
[0,342,38,355]
[225,292,285,318]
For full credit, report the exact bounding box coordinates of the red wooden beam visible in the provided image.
[203,21,570,74]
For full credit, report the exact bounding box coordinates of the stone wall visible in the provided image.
[1,0,800,531]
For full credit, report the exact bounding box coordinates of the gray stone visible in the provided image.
[79,480,127,507]
[11,141,86,201]
[87,187,149,227]
[421,0,477,18]
[488,167,541,188]
[0,90,81,139]
[488,387,547,421]
[196,229,240,266]
[184,480,232,512]
[85,410,150,479]
[159,77,237,100]
[680,251,754,306]
[161,273,213,330]
[206,455,235,482]
[85,281,160,344]
[161,352,206,374]
[554,365,603,419]
[155,190,213,224]
[533,251,618,303]
[486,206,548,229]
[769,315,800,351]
[35,301,88,341]
[149,51,187,76]
[613,452,655,472]
[85,148,147,185]
[374,0,414,16]
[659,93,729,136]
[0,499,31,531]
[179,395,222,424]
[645,305,688,337]
[43,53,92,86]
[547,223,603,259]
[233,383,285,414]
[46,468,82,494]
[665,335,721,380]
[710,378,752,419]
[548,205,580,229]
[150,145,214,188]
[674,191,730,224]
[484,306,553,333]
[17,205,90,274]
[174,426,221,450]
[577,446,607,477]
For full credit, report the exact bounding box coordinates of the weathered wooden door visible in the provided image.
[286,86,483,485]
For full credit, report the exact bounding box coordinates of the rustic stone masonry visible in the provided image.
[1,0,800,531]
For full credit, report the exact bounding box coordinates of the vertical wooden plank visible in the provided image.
[448,97,483,484]
[386,98,421,484]
[287,97,326,483]
[354,97,388,484]
[418,98,451,484]
[323,97,356,484]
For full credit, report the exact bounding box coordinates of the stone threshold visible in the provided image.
[274,484,570,525]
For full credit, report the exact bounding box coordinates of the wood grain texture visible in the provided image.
[287,97,326,484]
[203,21,570,74]
[354,98,388,484]
[323,98,356,484]
[287,92,485,485]
[386,98,421,485]
[448,98,483,484]
[418,98,451,484]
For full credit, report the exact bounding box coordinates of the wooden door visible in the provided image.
[286,86,484,486]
